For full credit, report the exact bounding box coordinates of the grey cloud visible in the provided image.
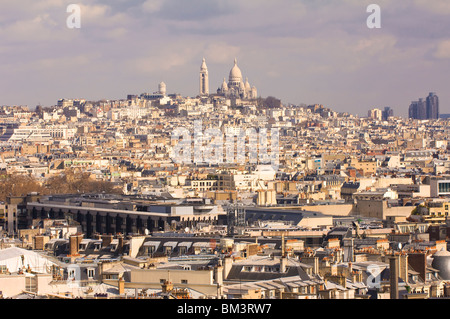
[157,0,236,21]
[1,0,450,116]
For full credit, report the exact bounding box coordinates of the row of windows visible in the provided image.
[429,212,449,216]
[399,226,427,233]
[242,266,286,273]
[68,268,95,279]
[159,279,188,284]
[438,182,450,193]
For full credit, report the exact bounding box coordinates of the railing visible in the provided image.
[50,279,100,287]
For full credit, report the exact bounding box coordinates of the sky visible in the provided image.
[1,0,450,117]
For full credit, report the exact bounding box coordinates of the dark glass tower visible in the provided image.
[426,92,439,119]
[409,99,427,120]
[382,106,393,120]
[417,98,427,119]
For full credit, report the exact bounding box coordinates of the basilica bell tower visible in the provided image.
[199,58,209,96]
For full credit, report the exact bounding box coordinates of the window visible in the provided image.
[68,269,76,280]
[181,279,188,284]
[25,277,37,293]
[160,279,165,284]
[87,269,95,279]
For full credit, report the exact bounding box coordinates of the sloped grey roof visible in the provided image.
[226,256,312,281]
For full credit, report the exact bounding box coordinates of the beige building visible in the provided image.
[349,158,378,176]
[104,267,221,298]
[256,189,277,206]
[354,199,414,219]
[367,108,382,120]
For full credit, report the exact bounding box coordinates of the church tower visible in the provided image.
[199,58,209,96]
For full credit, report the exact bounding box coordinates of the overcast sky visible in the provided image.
[1,0,450,117]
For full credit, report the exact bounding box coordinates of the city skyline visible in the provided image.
[1,0,450,116]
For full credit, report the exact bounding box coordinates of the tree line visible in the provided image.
[0,169,121,202]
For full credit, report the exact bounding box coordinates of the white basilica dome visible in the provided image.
[229,58,243,83]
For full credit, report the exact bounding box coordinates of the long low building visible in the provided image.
[26,194,223,238]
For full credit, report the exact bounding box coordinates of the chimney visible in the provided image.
[399,254,409,283]
[343,238,354,262]
[390,256,399,300]
[330,263,338,276]
[430,285,438,298]
[33,235,45,250]
[223,256,233,280]
[408,253,426,282]
[69,234,81,256]
[301,256,319,275]
[215,260,223,286]
[280,256,287,273]
[118,276,125,295]
[351,272,357,283]
[312,257,319,275]
[117,234,124,255]
[162,276,173,293]
[339,275,347,289]
[102,234,113,248]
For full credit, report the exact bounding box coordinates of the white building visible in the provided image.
[217,58,257,100]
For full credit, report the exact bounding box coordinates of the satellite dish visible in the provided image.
[398,243,402,250]
[144,229,149,235]
[185,227,190,233]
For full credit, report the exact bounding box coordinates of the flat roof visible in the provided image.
[27,202,170,217]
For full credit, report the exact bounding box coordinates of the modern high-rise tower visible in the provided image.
[409,92,439,120]
[199,58,209,96]
[409,98,427,120]
[382,107,394,120]
[426,92,439,119]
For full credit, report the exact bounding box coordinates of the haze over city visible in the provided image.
[1,0,450,116]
